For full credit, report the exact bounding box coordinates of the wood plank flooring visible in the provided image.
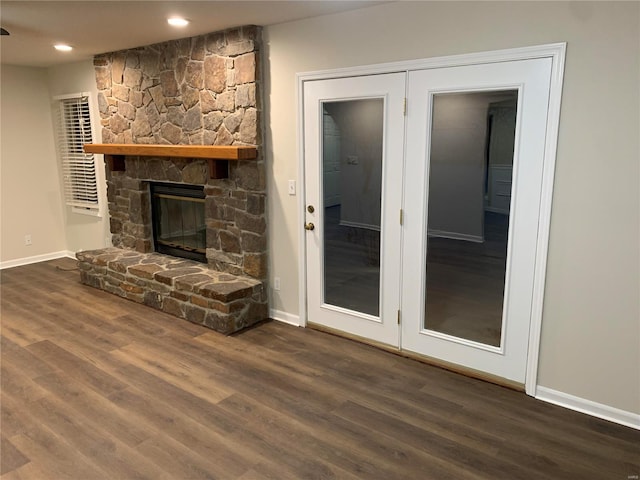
[1,258,639,479]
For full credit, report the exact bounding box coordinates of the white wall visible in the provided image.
[0,61,109,267]
[0,65,67,264]
[47,60,110,253]
[428,92,517,238]
[330,100,383,229]
[428,93,489,240]
[263,1,640,414]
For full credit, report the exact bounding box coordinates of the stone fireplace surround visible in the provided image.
[77,26,268,335]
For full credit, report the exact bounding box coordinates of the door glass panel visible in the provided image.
[322,99,383,316]
[425,90,518,347]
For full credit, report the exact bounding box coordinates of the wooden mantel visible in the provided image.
[83,143,258,179]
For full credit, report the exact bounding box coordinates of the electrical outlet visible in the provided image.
[273,277,281,291]
[24,234,32,246]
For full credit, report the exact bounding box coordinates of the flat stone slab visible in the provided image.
[76,247,266,334]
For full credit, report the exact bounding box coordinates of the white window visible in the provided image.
[54,93,101,216]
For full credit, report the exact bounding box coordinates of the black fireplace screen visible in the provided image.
[150,182,206,263]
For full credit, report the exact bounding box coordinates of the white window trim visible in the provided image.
[54,92,104,217]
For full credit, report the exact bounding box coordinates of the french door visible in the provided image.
[303,73,405,346]
[401,58,552,383]
[303,53,556,385]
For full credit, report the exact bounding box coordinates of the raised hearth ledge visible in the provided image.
[83,143,258,179]
[77,247,268,335]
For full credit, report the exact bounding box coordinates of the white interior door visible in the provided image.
[303,73,405,347]
[401,58,553,383]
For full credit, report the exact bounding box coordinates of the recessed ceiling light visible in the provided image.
[167,17,189,27]
[54,44,73,52]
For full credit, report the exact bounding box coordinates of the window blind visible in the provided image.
[55,94,99,212]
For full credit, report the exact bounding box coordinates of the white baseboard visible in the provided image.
[269,309,301,327]
[536,386,640,430]
[427,229,484,243]
[0,250,76,270]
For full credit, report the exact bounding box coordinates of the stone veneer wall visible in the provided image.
[92,26,266,281]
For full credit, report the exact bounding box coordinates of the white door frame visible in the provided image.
[296,43,566,396]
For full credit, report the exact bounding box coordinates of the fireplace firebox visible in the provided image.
[150,182,206,263]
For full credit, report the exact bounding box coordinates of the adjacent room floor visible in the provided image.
[324,205,509,346]
[1,258,638,479]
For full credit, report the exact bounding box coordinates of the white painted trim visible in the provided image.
[297,74,309,328]
[0,250,76,270]
[269,309,302,327]
[536,386,640,430]
[427,229,484,243]
[53,91,92,101]
[297,42,567,397]
[297,43,568,82]
[525,43,566,396]
[72,205,102,217]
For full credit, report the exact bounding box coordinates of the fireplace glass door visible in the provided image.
[151,182,206,263]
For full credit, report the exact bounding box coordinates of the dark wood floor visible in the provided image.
[1,259,638,479]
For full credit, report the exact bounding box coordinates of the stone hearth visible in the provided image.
[78,248,266,335]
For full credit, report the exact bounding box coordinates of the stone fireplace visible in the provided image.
[76,26,268,334]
